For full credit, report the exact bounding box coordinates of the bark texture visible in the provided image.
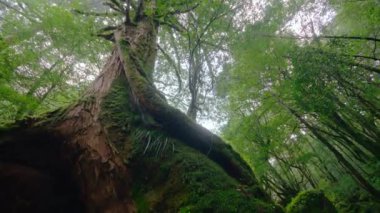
[0,16,277,213]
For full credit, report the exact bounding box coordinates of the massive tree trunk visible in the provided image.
[0,13,277,213]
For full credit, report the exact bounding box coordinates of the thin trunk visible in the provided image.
[330,112,380,158]
[305,140,338,182]
[281,103,380,199]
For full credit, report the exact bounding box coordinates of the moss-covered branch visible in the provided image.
[114,23,262,188]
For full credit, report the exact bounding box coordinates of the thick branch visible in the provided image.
[321,35,380,42]
[115,32,261,187]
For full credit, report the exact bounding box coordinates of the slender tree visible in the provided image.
[0,0,276,212]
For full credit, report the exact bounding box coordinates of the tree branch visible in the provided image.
[115,32,261,187]
[157,44,183,92]
[125,0,131,24]
[72,9,119,17]
[260,34,380,42]
[0,0,35,22]
[165,3,199,16]
[322,35,380,42]
[349,54,380,61]
[135,0,144,21]
[349,62,380,74]
[103,0,124,13]
[159,19,186,33]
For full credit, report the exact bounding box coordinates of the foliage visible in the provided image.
[1,0,379,211]
[99,76,277,211]
[220,0,380,210]
[154,0,235,123]
[0,0,111,125]
[286,190,336,213]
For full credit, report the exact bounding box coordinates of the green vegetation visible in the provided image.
[286,190,336,213]
[220,0,379,210]
[100,75,278,211]
[0,0,379,211]
[0,0,111,124]
[130,141,280,212]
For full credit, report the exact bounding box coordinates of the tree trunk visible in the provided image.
[282,104,380,199]
[0,17,276,212]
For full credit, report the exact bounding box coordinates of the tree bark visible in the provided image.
[0,13,274,213]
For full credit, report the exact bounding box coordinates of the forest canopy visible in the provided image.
[0,0,379,212]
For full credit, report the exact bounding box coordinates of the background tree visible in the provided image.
[220,0,380,211]
[1,0,379,212]
[154,0,236,124]
[0,0,278,212]
[0,0,111,123]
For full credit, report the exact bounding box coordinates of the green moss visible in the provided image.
[129,141,280,212]
[101,76,136,128]
[286,190,336,213]
[100,75,144,156]
[100,73,278,212]
[131,186,150,213]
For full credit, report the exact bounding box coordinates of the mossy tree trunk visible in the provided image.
[0,2,277,212]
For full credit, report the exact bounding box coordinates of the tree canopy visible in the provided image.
[0,0,379,212]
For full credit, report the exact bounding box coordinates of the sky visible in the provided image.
[184,0,337,133]
[0,0,337,133]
